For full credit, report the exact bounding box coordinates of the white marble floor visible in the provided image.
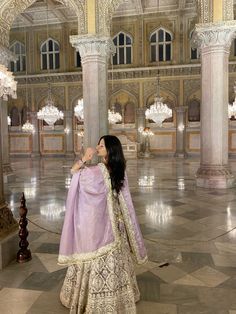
[1,157,236,314]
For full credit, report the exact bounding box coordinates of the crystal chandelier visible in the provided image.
[145,73,172,127]
[108,104,122,124]
[228,82,236,119]
[37,84,64,126]
[77,129,84,137]
[138,126,154,137]
[0,64,17,100]
[74,98,84,120]
[22,120,35,133]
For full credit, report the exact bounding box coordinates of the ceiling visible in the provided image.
[12,0,198,28]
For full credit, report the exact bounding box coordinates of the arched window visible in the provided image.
[75,51,81,68]
[190,30,200,60]
[150,28,172,62]
[112,32,132,65]
[10,41,26,72]
[124,102,135,123]
[41,38,60,70]
[188,99,200,122]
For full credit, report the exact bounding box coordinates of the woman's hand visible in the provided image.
[82,147,96,163]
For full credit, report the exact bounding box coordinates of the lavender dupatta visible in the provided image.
[58,163,147,265]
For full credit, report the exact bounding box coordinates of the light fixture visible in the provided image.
[145,71,172,127]
[22,120,35,133]
[0,64,17,100]
[77,129,84,137]
[21,27,35,134]
[7,116,11,126]
[37,84,64,126]
[228,82,236,119]
[74,98,84,120]
[37,1,64,127]
[108,104,122,124]
[138,126,154,137]
[64,127,70,134]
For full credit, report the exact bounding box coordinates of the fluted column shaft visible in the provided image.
[192,22,236,188]
[174,106,187,158]
[70,35,115,149]
[0,99,12,174]
[64,110,74,157]
[29,112,40,157]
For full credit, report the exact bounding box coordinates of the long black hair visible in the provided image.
[99,135,126,194]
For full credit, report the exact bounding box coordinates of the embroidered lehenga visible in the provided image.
[58,163,147,314]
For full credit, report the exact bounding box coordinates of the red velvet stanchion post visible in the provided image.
[17,192,32,263]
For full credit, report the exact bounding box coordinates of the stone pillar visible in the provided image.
[64,110,75,158]
[136,108,146,153]
[174,106,188,158]
[0,105,18,269]
[30,112,40,158]
[192,22,236,188]
[70,35,115,149]
[0,99,13,175]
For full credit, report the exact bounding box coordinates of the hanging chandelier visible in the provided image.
[74,98,84,120]
[138,126,154,137]
[0,64,17,100]
[37,84,64,126]
[22,120,35,133]
[108,104,122,124]
[145,72,172,127]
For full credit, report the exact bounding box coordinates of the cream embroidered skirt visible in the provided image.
[60,232,140,314]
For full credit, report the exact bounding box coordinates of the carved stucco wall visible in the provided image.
[196,0,233,24]
[0,0,86,47]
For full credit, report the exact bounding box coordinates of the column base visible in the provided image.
[0,202,18,269]
[139,151,154,158]
[31,153,41,158]
[196,165,234,189]
[65,152,75,158]
[174,151,188,158]
[2,163,13,175]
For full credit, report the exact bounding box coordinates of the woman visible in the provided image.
[58,135,147,313]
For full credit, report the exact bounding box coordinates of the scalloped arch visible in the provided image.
[0,0,86,47]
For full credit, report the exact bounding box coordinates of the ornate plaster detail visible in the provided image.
[0,203,18,238]
[108,83,139,99]
[196,0,212,24]
[143,80,178,103]
[184,79,200,104]
[96,0,125,36]
[0,0,85,46]
[197,164,233,178]
[68,85,82,108]
[223,0,233,21]
[0,44,16,66]
[191,21,236,50]
[70,34,115,60]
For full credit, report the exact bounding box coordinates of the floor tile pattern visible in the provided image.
[1,157,236,313]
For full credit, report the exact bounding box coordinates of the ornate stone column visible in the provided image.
[64,110,75,158]
[192,22,236,188]
[0,45,16,175]
[70,35,115,149]
[29,112,40,158]
[136,108,146,154]
[0,108,18,269]
[174,106,188,158]
[0,99,12,174]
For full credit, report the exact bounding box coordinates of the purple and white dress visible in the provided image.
[58,163,147,314]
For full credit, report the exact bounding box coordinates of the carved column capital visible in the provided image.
[174,106,188,113]
[191,21,236,51]
[70,35,115,61]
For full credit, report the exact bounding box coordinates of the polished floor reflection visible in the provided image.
[1,157,236,313]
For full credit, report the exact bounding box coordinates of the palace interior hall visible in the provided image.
[1,0,236,313]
